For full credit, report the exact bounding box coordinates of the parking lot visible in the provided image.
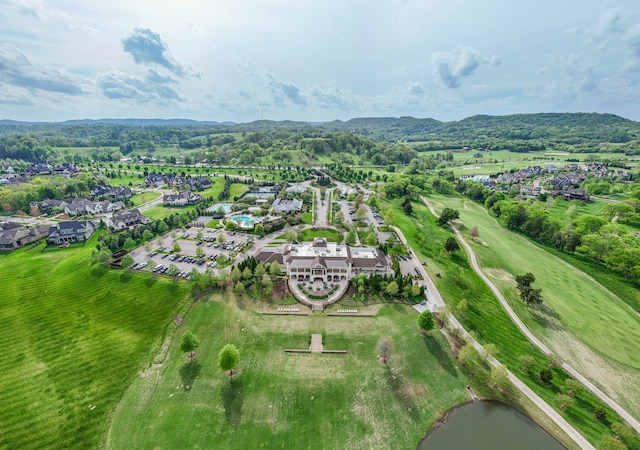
[127,227,255,279]
[396,253,424,280]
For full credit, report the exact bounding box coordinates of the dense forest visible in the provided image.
[1,113,639,166]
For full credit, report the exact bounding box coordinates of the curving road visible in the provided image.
[391,224,595,449]
[420,196,640,435]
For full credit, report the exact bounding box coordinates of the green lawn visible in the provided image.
[143,205,196,220]
[129,191,162,206]
[0,239,191,449]
[299,227,343,242]
[387,200,637,446]
[108,294,470,450]
[428,194,640,416]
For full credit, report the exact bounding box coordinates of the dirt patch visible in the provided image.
[484,268,515,285]
[270,279,288,299]
[400,382,428,400]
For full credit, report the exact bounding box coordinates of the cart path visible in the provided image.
[392,222,594,450]
[420,195,640,435]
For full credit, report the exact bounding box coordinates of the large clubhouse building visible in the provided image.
[255,237,390,283]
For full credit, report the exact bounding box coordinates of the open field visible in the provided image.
[108,294,470,450]
[143,205,194,220]
[428,194,640,417]
[130,191,162,206]
[298,227,344,242]
[386,200,639,446]
[0,239,191,449]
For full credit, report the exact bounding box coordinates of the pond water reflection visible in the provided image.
[418,401,566,450]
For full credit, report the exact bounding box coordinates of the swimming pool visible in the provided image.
[232,215,262,229]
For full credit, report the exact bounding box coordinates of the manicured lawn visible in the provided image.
[387,200,635,446]
[143,205,196,220]
[230,183,250,199]
[0,240,191,449]
[430,195,640,373]
[108,294,470,450]
[130,191,162,206]
[299,228,343,242]
[206,219,220,228]
[302,211,313,224]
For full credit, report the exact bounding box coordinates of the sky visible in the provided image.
[1,0,640,123]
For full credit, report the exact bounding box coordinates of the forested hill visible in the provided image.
[1,112,640,153]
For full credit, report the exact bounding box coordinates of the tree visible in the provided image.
[455,298,469,316]
[254,223,265,236]
[515,272,543,310]
[377,336,394,365]
[218,343,240,378]
[402,197,413,215]
[355,205,367,223]
[490,365,511,392]
[444,236,460,254]
[167,263,180,279]
[242,267,253,280]
[469,226,480,241]
[458,343,480,370]
[269,261,282,276]
[156,236,164,246]
[93,248,113,266]
[218,234,226,244]
[417,310,434,334]
[385,281,399,297]
[556,393,575,411]
[173,242,182,253]
[437,207,459,226]
[540,368,553,384]
[195,246,206,259]
[230,266,242,282]
[233,282,245,294]
[599,435,628,450]
[482,343,498,363]
[143,241,152,253]
[146,259,157,272]
[121,254,134,269]
[254,263,266,278]
[196,230,203,240]
[593,407,607,423]
[518,354,536,372]
[190,268,201,282]
[565,378,583,397]
[180,331,200,362]
[411,282,421,297]
[345,230,357,245]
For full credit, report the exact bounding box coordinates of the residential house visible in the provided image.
[47,220,97,244]
[551,189,590,202]
[163,191,203,206]
[145,172,183,187]
[184,176,212,191]
[285,184,307,194]
[0,223,49,251]
[24,162,52,175]
[53,163,80,176]
[90,185,133,200]
[519,185,542,198]
[109,209,151,231]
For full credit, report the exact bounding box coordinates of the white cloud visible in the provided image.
[431,46,501,89]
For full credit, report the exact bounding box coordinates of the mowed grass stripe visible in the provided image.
[0,240,191,449]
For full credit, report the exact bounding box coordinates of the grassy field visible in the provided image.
[298,227,344,242]
[386,200,638,446]
[143,205,194,220]
[428,194,640,416]
[0,238,191,449]
[130,191,162,206]
[108,294,470,450]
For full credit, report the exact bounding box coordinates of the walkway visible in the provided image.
[421,195,640,435]
[391,223,596,450]
[310,334,323,353]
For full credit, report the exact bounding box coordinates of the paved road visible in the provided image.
[420,195,640,435]
[392,223,596,450]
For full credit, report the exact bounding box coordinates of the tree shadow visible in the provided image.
[120,270,133,283]
[144,275,157,287]
[423,335,459,378]
[387,369,420,423]
[167,281,179,293]
[179,361,201,390]
[220,379,244,428]
[531,306,562,331]
[91,265,108,278]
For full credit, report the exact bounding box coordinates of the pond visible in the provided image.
[417,401,566,450]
